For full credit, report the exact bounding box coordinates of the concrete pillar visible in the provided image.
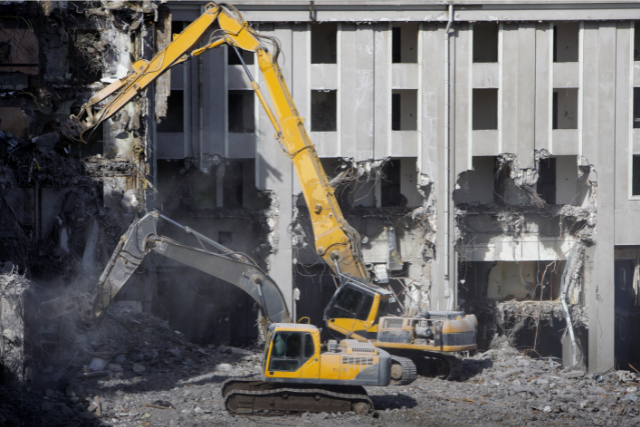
[256,24,294,314]
[581,22,616,373]
[420,23,444,311]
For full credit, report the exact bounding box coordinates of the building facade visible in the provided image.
[146,1,640,372]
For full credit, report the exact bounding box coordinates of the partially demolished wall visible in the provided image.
[0,1,150,274]
[455,151,596,364]
[291,157,437,323]
[0,1,151,383]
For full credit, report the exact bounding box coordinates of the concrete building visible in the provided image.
[2,0,640,374]
[150,1,640,372]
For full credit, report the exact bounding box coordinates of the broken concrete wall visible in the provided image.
[0,2,155,387]
[455,152,596,363]
[0,2,150,280]
[292,156,436,320]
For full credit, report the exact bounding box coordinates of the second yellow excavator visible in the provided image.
[62,2,476,383]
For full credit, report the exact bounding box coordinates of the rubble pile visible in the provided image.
[38,302,262,426]
[2,297,638,427]
[295,343,639,427]
[36,303,217,385]
[20,338,640,427]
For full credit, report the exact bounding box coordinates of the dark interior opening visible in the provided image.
[537,158,557,205]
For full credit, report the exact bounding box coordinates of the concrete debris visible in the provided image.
[616,370,639,383]
[87,357,108,372]
[328,157,389,189]
[456,151,598,360]
[563,370,585,379]
[495,151,546,207]
[3,335,637,426]
[499,300,588,328]
[411,172,436,263]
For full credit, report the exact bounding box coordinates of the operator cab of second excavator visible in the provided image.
[323,275,396,328]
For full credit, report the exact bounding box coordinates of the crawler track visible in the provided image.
[390,356,418,385]
[222,379,373,415]
[418,352,463,381]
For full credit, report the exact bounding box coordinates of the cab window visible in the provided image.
[327,285,374,321]
[268,332,315,372]
[375,297,390,323]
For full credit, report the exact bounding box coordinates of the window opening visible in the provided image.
[473,23,499,63]
[635,22,640,62]
[171,21,186,36]
[381,160,403,207]
[157,90,184,133]
[632,155,640,196]
[311,23,337,64]
[268,332,314,372]
[472,89,498,130]
[552,88,578,130]
[228,47,254,65]
[537,158,556,205]
[391,23,418,63]
[392,94,401,130]
[311,90,337,131]
[553,22,579,63]
[392,27,401,63]
[634,88,640,129]
[222,161,243,208]
[228,90,255,133]
[391,90,417,131]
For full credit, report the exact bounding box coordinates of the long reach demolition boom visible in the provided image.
[58,2,476,384]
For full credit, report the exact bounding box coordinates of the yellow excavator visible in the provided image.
[60,2,476,384]
[40,211,391,415]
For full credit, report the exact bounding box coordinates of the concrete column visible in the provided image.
[256,24,294,314]
[420,23,444,311]
[582,22,616,373]
[373,22,391,160]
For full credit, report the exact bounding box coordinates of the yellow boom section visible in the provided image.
[67,3,369,280]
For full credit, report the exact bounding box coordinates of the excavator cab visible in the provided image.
[323,275,395,339]
[265,326,316,375]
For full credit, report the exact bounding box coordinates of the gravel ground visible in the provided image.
[2,304,639,426]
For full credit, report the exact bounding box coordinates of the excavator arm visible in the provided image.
[63,2,368,281]
[39,211,291,331]
[58,4,476,381]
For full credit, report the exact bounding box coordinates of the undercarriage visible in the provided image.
[222,379,373,415]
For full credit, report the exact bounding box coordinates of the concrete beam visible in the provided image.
[169,1,640,22]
